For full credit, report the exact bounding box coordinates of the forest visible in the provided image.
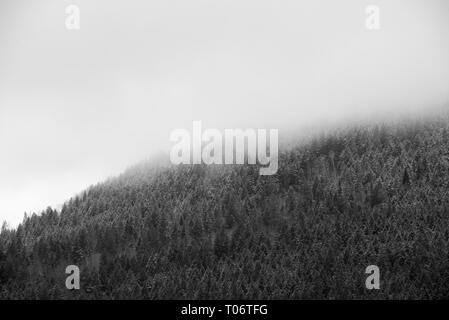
[1,116,449,299]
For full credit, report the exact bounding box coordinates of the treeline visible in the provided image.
[1,118,449,299]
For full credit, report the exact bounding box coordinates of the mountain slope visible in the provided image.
[1,118,449,299]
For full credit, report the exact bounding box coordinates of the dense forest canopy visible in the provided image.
[1,116,449,299]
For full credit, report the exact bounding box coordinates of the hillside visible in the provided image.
[1,118,449,299]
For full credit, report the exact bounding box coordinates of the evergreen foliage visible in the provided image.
[1,119,449,299]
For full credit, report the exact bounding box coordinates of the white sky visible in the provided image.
[1,0,449,227]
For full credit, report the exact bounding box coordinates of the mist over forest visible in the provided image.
[1,0,449,301]
[1,0,449,226]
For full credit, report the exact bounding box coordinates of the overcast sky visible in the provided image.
[1,0,449,227]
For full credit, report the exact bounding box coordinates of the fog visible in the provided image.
[1,0,449,227]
